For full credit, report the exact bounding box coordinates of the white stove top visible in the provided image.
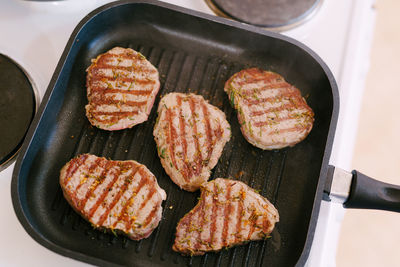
[0,0,375,266]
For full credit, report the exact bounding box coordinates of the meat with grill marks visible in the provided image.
[85,47,160,130]
[153,93,231,192]
[225,68,314,149]
[59,154,166,240]
[173,178,279,255]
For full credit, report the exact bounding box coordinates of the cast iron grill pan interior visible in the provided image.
[15,2,334,266]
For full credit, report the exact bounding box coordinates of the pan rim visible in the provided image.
[11,0,340,266]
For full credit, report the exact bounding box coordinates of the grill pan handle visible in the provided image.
[324,165,400,212]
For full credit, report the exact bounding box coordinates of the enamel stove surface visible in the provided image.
[205,0,321,30]
[0,0,375,266]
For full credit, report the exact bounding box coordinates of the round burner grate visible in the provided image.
[205,0,322,30]
[0,54,37,171]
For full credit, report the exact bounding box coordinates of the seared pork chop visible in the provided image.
[86,47,160,130]
[59,154,166,240]
[225,68,314,149]
[173,178,279,255]
[153,93,231,192]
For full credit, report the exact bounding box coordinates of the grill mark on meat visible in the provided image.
[88,116,134,125]
[89,72,157,85]
[235,190,244,243]
[142,198,161,228]
[165,108,179,173]
[94,63,158,74]
[116,171,148,230]
[214,122,223,139]
[193,193,206,251]
[89,87,153,96]
[63,154,89,187]
[77,159,110,210]
[201,101,213,161]
[244,90,300,106]
[250,103,303,117]
[209,183,218,247]
[247,210,257,239]
[95,52,147,61]
[263,216,271,232]
[254,125,310,135]
[138,186,157,217]
[176,95,191,179]
[89,97,147,107]
[90,111,140,117]
[188,97,203,176]
[234,77,274,87]
[252,115,305,127]
[222,184,232,247]
[240,81,288,92]
[87,111,140,125]
[88,164,123,223]
[179,210,192,246]
[187,208,195,235]
[174,205,193,253]
[234,68,283,84]
[88,158,101,172]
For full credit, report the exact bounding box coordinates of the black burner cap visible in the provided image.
[206,0,321,30]
[0,54,36,171]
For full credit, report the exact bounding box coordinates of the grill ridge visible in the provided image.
[164,52,187,94]
[131,46,177,259]
[170,194,188,264]
[127,45,159,254]
[197,62,229,267]
[188,57,209,95]
[199,62,236,267]
[169,54,207,265]
[241,152,265,267]
[256,150,287,266]
[223,145,256,267]
[145,49,192,263]
[181,55,199,91]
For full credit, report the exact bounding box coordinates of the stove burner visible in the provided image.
[0,54,37,171]
[205,0,322,30]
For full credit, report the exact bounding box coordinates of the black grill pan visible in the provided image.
[11,1,339,266]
